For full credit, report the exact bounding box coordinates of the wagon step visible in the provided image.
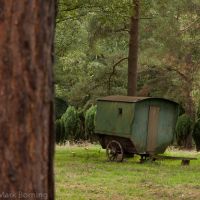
[151,155,197,165]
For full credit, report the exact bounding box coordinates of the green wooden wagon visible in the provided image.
[95,95,179,162]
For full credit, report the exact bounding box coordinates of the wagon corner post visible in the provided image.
[0,1,56,199]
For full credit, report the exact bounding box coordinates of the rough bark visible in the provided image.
[183,54,195,149]
[0,1,55,199]
[127,0,139,96]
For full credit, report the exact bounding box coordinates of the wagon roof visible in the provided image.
[97,95,178,104]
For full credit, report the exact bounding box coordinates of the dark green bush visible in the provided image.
[77,110,85,140]
[175,114,193,146]
[55,119,65,144]
[55,97,68,120]
[85,105,97,141]
[56,105,97,142]
[61,106,81,141]
[193,119,200,151]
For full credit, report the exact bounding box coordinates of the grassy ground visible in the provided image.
[55,145,200,200]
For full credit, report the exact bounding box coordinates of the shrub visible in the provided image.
[85,105,97,141]
[55,97,68,120]
[55,119,65,144]
[61,106,81,141]
[193,119,200,151]
[175,114,193,146]
[77,110,85,140]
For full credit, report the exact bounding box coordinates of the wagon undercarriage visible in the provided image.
[98,134,147,162]
[98,134,197,165]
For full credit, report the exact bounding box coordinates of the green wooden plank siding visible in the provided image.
[95,101,135,137]
[155,102,178,153]
[131,101,149,152]
[132,100,178,153]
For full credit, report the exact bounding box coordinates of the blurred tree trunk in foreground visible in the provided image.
[128,0,139,96]
[0,1,55,199]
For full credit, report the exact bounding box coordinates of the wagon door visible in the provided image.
[146,106,160,154]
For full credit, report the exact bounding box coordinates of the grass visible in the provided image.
[55,145,200,200]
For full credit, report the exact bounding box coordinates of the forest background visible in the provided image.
[55,0,200,148]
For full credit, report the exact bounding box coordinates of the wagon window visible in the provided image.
[118,108,123,115]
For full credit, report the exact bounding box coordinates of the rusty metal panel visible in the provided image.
[146,106,160,153]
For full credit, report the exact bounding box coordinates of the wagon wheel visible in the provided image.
[106,140,124,162]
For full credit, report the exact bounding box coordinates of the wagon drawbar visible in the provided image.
[95,95,196,163]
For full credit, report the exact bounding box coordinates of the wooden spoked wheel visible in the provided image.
[106,140,124,162]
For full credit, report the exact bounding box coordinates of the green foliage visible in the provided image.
[55,0,130,106]
[55,119,65,144]
[55,0,200,114]
[55,97,68,120]
[55,105,98,143]
[77,109,86,140]
[85,105,97,141]
[193,119,200,151]
[61,106,81,141]
[175,114,193,146]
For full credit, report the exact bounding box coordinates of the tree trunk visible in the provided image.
[184,86,195,149]
[0,1,55,199]
[183,54,195,149]
[127,0,139,96]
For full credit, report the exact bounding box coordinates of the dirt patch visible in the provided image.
[140,182,200,200]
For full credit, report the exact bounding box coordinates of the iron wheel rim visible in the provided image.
[106,140,124,162]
